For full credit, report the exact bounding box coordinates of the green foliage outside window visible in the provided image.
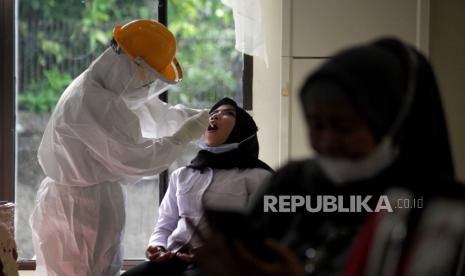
[167,0,241,107]
[18,68,72,113]
[18,0,240,113]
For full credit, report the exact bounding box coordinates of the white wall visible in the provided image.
[253,0,441,171]
[291,0,424,57]
[254,0,465,181]
[252,0,283,169]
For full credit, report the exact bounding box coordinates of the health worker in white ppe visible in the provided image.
[29,19,209,276]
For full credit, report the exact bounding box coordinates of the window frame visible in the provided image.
[157,0,170,204]
[0,0,15,203]
[1,0,252,270]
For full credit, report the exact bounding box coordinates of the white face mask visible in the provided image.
[122,57,178,110]
[199,142,240,154]
[199,134,256,154]
[316,136,399,185]
[122,79,174,110]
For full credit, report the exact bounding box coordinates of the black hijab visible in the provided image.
[300,37,455,182]
[188,98,273,173]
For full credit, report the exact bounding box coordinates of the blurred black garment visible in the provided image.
[121,258,197,276]
[249,159,464,275]
[246,38,465,275]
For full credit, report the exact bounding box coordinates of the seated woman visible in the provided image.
[194,38,465,276]
[122,97,273,276]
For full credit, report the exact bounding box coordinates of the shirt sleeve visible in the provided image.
[246,169,272,205]
[57,86,187,178]
[148,171,181,248]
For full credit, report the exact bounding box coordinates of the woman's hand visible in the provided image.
[145,246,176,262]
[176,252,196,262]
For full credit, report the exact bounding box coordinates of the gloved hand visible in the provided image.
[173,110,209,144]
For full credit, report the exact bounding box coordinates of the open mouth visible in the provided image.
[207,123,219,132]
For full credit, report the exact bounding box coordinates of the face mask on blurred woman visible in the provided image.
[316,136,399,184]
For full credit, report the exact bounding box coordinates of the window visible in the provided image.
[164,0,249,173]
[15,0,161,263]
[0,0,250,267]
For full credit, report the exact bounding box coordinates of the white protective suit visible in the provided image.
[30,48,206,276]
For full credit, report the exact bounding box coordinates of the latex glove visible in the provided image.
[172,110,209,144]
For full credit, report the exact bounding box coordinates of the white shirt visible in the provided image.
[148,166,271,251]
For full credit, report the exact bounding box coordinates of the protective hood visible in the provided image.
[37,46,196,186]
[89,47,178,110]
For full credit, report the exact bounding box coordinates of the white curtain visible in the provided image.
[221,0,268,66]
